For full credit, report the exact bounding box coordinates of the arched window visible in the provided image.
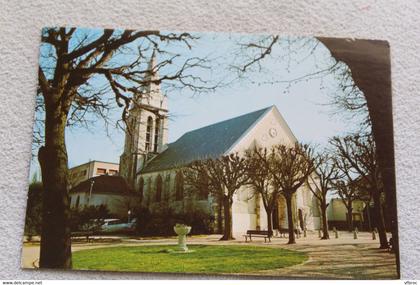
[146,177,152,205]
[155,175,163,202]
[153,118,160,153]
[145,116,153,151]
[164,174,171,201]
[138,177,144,203]
[175,172,184,201]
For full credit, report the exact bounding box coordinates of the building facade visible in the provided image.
[69,175,137,217]
[119,49,168,188]
[132,106,321,236]
[327,198,367,230]
[66,53,321,234]
[68,160,119,189]
[118,52,321,236]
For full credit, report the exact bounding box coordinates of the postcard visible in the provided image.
[22,27,398,279]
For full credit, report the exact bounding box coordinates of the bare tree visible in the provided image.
[330,135,388,249]
[36,27,217,268]
[183,153,249,240]
[244,147,279,235]
[230,36,398,267]
[255,143,316,244]
[333,178,359,232]
[307,152,339,239]
[319,39,397,268]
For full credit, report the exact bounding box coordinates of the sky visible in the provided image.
[30,30,366,178]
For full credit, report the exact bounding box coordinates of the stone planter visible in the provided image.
[174,224,192,252]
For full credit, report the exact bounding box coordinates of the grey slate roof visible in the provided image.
[141,106,272,173]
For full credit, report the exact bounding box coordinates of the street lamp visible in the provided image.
[128,210,132,223]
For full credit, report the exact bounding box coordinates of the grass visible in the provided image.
[72,244,307,274]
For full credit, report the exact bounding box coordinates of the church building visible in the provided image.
[119,52,321,237]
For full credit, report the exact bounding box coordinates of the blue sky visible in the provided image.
[31,30,365,177]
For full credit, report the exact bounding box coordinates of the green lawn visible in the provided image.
[72,244,307,274]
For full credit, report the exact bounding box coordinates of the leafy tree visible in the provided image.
[183,153,249,240]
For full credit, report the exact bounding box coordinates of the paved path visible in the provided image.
[246,242,397,279]
[21,231,398,279]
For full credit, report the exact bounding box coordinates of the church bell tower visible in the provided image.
[119,49,168,187]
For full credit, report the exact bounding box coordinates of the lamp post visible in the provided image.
[128,210,131,223]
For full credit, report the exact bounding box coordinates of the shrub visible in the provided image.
[183,210,215,235]
[132,206,152,234]
[133,206,215,236]
[24,182,43,239]
[70,204,111,233]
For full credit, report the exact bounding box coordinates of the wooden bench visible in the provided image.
[276,228,301,238]
[243,230,272,243]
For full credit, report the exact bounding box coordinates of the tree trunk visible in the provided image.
[366,202,372,231]
[220,196,234,240]
[320,201,329,239]
[373,191,389,249]
[217,196,223,234]
[266,207,273,236]
[39,108,72,268]
[285,194,295,244]
[317,38,399,275]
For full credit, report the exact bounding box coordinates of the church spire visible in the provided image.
[148,48,157,75]
[119,47,169,187]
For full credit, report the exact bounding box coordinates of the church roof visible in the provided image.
[141,106,272,173]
